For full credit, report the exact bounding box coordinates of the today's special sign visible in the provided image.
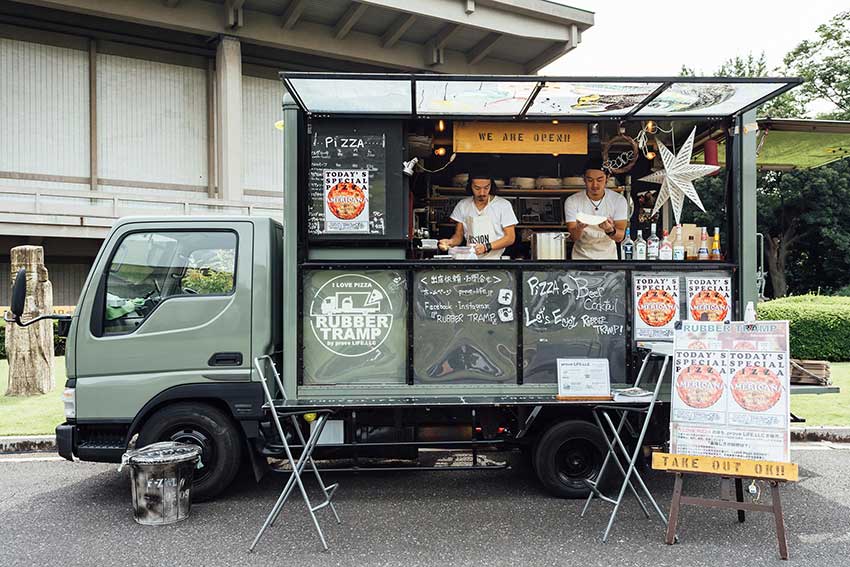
[453,122,587,154]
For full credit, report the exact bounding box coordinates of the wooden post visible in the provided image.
[5,246,55,396]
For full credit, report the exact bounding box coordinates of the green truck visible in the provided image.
[6,73,834,501]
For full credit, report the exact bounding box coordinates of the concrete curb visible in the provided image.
[790,426,850,443]
[0,435,57,453]
[2,427,850,454]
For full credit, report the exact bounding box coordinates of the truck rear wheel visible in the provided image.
[137,402,242,502]
[533,420,607,499]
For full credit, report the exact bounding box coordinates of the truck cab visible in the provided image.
[57,216,282,500]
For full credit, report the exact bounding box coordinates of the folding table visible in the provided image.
[249,355,341,552]
[581,342,673,542]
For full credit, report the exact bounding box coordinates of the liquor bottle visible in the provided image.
[647,222,660,260]
[658,229,673,260]
[698,227,710,260]
[621,228,634,260]
[686,234,697,260]
[634,230,647,260]
[673,225,686,261]
[710,227,722,260]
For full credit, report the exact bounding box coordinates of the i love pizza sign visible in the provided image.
[670,321,791,463]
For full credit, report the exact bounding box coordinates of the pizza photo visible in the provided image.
[730,366,782,412]
[326,181,367,220]
[689,289,729,322]
[675,364,724,409]
[637,288,677,327]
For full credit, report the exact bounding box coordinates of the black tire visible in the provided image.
[533,420,608,499]
[137,402,243,502]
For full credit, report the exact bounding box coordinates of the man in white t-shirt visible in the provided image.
[564,157,628,260]
[438,175,518,259]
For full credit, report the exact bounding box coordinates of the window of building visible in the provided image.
[102,231,236,335]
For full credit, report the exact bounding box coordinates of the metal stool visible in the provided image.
[249,355,341,552]
[581,342,672,542]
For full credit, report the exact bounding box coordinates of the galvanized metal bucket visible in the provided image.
[120,442,202,526]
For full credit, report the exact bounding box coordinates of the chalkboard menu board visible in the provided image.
[302,270,407,385]
[523,271,626,384]
[307,119,405,240]
[414,269,517,384]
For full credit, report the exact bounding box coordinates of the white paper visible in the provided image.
[576,212,608,226]
[557,358,610,397]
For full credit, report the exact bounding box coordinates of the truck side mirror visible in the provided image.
[11,268,26,318]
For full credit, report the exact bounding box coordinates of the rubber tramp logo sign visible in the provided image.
[309,274,394,357]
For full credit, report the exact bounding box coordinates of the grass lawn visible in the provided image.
[791,362,850,427]
[0,357,66,436]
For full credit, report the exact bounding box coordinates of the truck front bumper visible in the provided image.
[56,423,75,461]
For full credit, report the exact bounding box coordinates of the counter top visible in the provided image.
[302,260,738,270]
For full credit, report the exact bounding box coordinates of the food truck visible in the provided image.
[8,73,836,502]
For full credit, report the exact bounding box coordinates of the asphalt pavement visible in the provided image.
[1,444,849,567]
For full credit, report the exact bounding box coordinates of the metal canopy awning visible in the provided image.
[282,73,802,120]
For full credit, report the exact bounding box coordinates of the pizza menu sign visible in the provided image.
[670,320,791,463]
[634,274,732,341]
[323,169,370,233]
[634,275,679,340]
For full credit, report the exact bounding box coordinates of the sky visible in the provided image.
[543,1,846,77]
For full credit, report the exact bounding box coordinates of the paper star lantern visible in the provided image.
[638,126,720,224]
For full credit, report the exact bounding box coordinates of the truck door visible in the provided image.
[73,221,253,421]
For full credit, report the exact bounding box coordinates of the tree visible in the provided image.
[783,10,850,120]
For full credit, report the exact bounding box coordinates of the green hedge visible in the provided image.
[758,295,850,361]
[0,320,66,360]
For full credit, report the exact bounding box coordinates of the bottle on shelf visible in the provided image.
[647,222,660,260]
[686,234,697,261]
[658,229,673,260]
[673,225,686,261]
[698,227,710,260]
[634,230,647,260]
[621,228,634,260]
[710,226,722,260]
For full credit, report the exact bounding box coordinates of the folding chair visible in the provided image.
[249,355,341,552]
[581,342,673,542]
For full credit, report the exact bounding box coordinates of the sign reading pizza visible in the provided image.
[323,169,370,233]
[669,320,790,463]
[686,277,731,322]
[633,275,679,340]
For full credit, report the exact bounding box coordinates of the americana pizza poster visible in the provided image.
[323,169,370,233]
[633,275,679,340]
[670,321,790,463]
[686,276,731,323]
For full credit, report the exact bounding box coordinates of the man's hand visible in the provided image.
[598,217,615,234]
[473,243,487,255]
[576,221,588,230]
[438,239,452,251]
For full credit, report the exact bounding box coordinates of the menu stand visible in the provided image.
[249,355,341,552]
[581,342,672,542]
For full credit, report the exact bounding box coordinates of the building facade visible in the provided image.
[0,0,593,307]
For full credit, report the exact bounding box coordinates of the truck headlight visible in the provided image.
[62,387,76,419]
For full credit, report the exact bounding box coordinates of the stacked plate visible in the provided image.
[536,177,562,189]
[510,177,536,189]
[562,176,584,186]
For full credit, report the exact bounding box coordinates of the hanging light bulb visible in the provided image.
[551,119,559,125]
[434,146,447,157]
[645,150,656,161]
[437,119,446,132]
[645,120,656,134]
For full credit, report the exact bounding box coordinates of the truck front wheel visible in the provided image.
[137,402,243,501]
[533,420,607,498]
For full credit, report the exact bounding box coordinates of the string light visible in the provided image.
[645,120,656,134]
[551,119,559,125]
[434,146,447,157]
[437,119,446,132]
